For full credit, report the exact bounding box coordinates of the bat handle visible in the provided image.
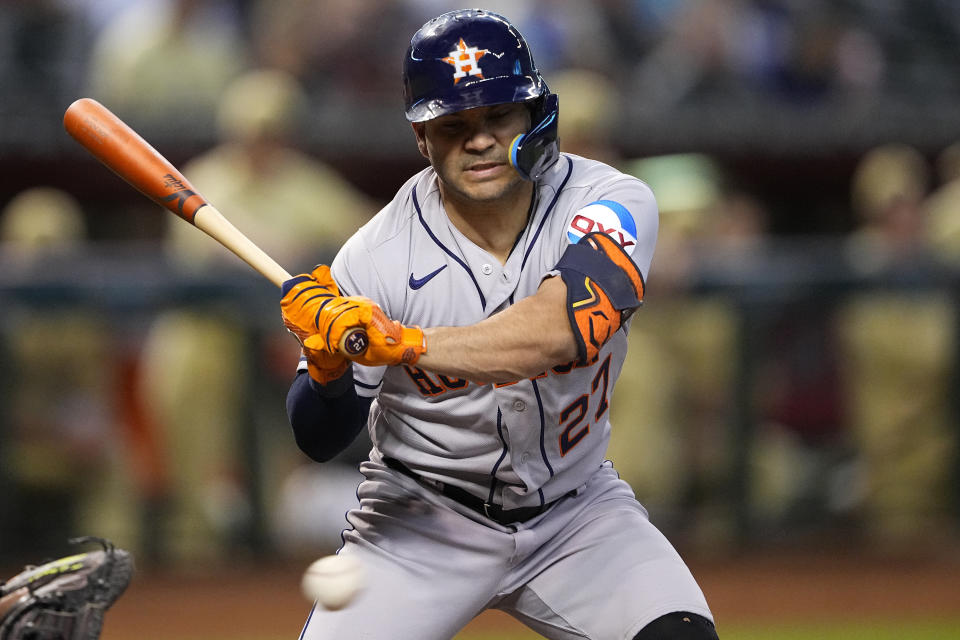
[194,203,369,354]
[193,204,291,286]
[338,327,369,356]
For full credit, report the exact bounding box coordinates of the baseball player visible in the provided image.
[281,9,717,640]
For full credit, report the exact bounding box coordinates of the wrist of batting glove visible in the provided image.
[304,357,354,397]
[303,346,351,386]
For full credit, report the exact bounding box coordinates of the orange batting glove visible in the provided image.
[299,344,350,385]
[302,297,426,367]
[280,265,350,385]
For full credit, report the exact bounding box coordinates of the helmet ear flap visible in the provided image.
[509,93,559,181]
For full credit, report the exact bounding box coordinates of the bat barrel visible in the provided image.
[63,98,208,224]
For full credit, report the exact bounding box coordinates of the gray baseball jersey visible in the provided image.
[298,153,714,639]
[327,153,656,509]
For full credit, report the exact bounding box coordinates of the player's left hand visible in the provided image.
[281,264,340,341]
[281,265,351,384]
[303,297,426,367]
[300,345,351,385]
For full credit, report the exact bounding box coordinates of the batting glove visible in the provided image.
[299,345,351,386]
[280,265,351,385]
[303,297,426,367]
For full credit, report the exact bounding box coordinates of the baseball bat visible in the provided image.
[62,98,367,354]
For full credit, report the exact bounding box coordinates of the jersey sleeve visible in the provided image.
[560,174,658,282]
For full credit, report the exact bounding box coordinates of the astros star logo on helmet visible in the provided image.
[443,38,488,84]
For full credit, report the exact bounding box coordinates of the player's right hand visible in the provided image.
[280,265,351,385]
[303,297,426,367]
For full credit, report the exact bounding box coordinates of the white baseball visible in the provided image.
[300,554,366,610]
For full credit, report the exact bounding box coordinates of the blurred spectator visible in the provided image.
[403,1,616,74]
[621,0,894,116]
[248,0,617,110]
[0,187,86,253]
[624,153,724,290]
[836,143,957,549]
[249,0,415,103]
[610,153,742,548]
[617,147,853,544]
[934,140,960,184]
[751,285,851,534]
[160,68,375,270]
[0,1,91,117]
[85,0,248,134]
[924,141,960,260]
[0,188,115,559]
[134,68,378,562]
[710,190,769,247]
[549,68,621,164]
[847,143,930,264]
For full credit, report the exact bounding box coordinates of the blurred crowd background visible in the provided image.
[1,0,960,570]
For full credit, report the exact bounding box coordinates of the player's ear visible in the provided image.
[411,123,429,160]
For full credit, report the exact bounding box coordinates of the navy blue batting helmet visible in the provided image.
[403,9,560,181]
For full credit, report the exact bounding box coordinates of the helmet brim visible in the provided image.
[405,75,546,122]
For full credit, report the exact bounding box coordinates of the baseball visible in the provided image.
[300,554,366,610]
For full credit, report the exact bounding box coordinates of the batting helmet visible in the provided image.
[403,9,560,181]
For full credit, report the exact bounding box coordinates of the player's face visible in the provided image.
[413,103,531,206]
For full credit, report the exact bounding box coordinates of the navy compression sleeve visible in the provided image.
[286,370,371,462]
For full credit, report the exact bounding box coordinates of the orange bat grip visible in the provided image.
[63,98,208,223]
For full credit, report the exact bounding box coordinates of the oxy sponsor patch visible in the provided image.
[566,200,637,253]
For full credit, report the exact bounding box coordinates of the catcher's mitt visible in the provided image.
[0,537,133,640]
